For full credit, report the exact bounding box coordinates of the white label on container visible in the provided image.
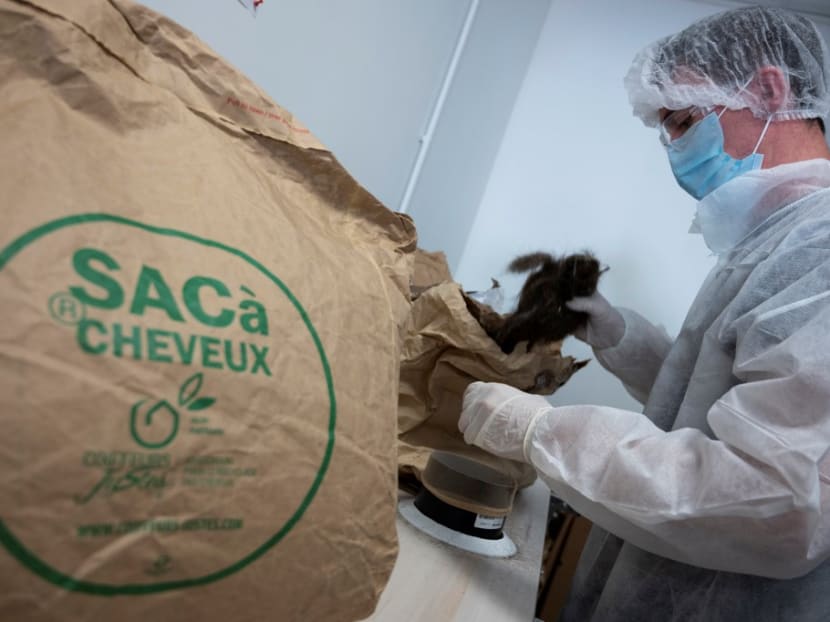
[473,514,505,530]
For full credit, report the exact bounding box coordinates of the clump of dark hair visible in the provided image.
[466,251,606,354]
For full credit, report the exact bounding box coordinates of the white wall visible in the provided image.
[405,0,552,270]
[138,0,471,210]
[454,0,736,411]
[137,1,552,265]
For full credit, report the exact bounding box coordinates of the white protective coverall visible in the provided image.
[463,160,830,621]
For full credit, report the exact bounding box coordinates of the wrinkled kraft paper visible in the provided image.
[398,281,588,490]
[409,248,452,298]
[0,1,416,621]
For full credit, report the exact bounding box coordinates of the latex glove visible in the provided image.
[565,291,625,350]
[459,381,553,462]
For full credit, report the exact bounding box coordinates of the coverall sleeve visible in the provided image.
[590,307,672,405]
[525,297,830,579]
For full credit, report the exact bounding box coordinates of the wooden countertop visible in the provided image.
[362,479,550,622]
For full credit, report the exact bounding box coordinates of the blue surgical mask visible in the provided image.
[666,111,771,200]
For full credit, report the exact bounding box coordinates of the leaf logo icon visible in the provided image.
[188,397,216,411]
[178,373,217,410]
[129,373,217,449]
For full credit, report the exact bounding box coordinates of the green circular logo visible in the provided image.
[0,214,337,595]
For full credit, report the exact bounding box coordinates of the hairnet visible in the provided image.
[625,6,830,127]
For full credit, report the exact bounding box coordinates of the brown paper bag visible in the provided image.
[0,1,415,620]
[409,248,453,298]
[398,282,588,489]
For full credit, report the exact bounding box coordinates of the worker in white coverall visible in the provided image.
[460,7,830,622]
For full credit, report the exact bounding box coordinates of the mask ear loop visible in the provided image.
[733,74,774,155]
[752,115,773,155]
[714,105,773,156]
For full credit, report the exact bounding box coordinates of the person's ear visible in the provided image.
[754,66,789,113]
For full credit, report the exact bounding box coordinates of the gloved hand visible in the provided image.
[565,291,625,350]
[459,381,553,462]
